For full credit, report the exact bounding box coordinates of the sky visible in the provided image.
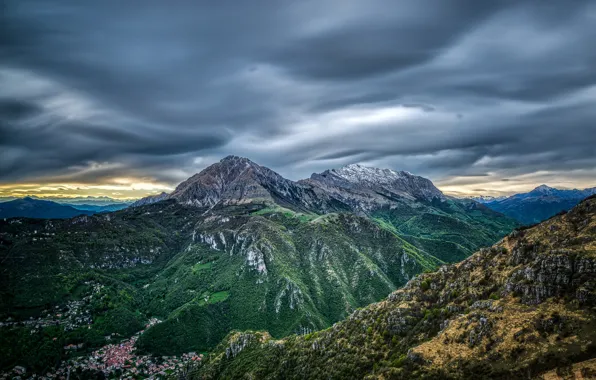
[1,0,595,199]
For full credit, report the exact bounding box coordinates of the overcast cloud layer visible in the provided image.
[1,0,595,197]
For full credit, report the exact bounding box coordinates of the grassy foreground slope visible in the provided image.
[189,196,596,380]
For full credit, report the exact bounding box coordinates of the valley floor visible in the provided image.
[0,318,201,379]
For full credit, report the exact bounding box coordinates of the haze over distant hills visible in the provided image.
[482,185,596,225]
[0,197,131,219]
[468,195,508,203]
[5,174,593,227]
[0,196,133,206]
[0,198,97,219]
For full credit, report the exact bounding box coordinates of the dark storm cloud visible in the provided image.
[1,0,595,192]
[0,99,42,120]
[267,1,507,80]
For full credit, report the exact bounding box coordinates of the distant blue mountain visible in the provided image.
[468,195,507,203]
[0,195,134,206]
[484,185,596,225]
[67,203,129,213]
[0,197,96,219]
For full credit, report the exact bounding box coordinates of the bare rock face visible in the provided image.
[505,249,596,305]
[142,156,447,215]
[169,156,275,206]
[225,333,258,359]
[304,163,445,213]
[130,192,168,207]
[168,156,345,213]
[314,164,444,201]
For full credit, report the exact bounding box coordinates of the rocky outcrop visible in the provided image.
[224,333,259,359]
[307,163,445,204]
[168,156,346,213]
[130,192,168,207]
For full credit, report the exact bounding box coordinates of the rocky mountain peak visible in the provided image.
[130,192,169,208]
[138,157,447,213]
[167,156,334,211]
[331,163,411,186]
[308,163,444,203]
[532,184,555,194]
[219,155,254,166]
[168,158,271,206]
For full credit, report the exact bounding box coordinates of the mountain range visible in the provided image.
[188,195,596,379]
[0,195,134,206]
[468,195,508,203]
[10,168,593,229]
[0,156,517,374]
[64,203,131,213]
[0,198,97,219]
[0,197,130,219]
[483,185,596,225]
[140,157,446,210]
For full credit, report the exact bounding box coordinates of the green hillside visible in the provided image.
[0,197,515,373]
[189,197,596,379]
[0,159,518,375]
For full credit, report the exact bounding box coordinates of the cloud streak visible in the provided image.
[1,0,595,197]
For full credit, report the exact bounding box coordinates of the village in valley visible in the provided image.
[1,318,203,379]
[0,280,203,379]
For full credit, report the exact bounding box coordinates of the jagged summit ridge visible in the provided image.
[307,162,445,205]
[527,184,561,197]
[533,184,554,192]
[219,155,252,164]
[167,155,339,212]
[168,155,283,206]
[135,156,446,212]
[130,192,168,207]
[331,164,411,185]
[525,184,596,199]
[333,163,442,200]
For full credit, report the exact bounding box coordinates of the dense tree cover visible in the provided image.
[0,276,145,373]
[188,197,596,379]
[0,195,516,373]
